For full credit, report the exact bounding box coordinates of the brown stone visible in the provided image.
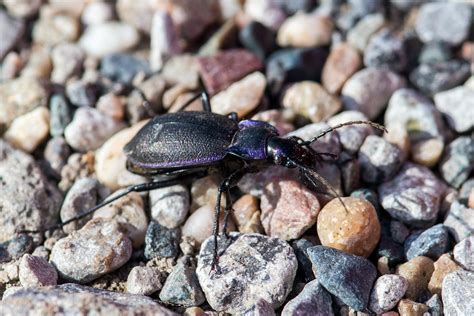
[395,256,434,300]
[231,194,264,234]
[411,138,444,168]
[397,299,428,316]
[317,197,381,257]
[428,253,460,295]
[378,256,391,275]
[322,43,362,94]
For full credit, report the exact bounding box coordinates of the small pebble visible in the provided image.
[81,1,114,25]
[434,86,474,133]
[277,13,332,48]
[307,245,377,311]
[443,200,474,243]
[101,53,150,85]
[364,29,407,72]
[390,221,410,244]
[51,43,85,84]
[322,42,362,94]
[395,256,434,300]
[404,224,450,261]
[231,194,264,234]
[347,13,385,51]
[149,10,181,71]
[453,236,474,271]
[439,136,474,189]
[162,54,200,90]
[20,45,52,78]
[377,234,405,267]
[411,138,444,168]
[3,0,41,18]
[19,254,58,287]
[317,197,381,257]
[426,294,443,316]
[0,235,34,263]
[291,239,316,282]
[427,254,460,296]
[196,233,297,314]
[33,14,80,45]
[4,107,49,153]
[198,18,237,56]
[150,184,189,229]
[419,42,452,65]
[190,175,219,212]
[397,299,428,316]
[144,221,180,260]
[49,94,72,137]
[159,256,205,307]
[126,266,162,295]
[96,93,125,121]
[79,22,140,58]
[50,218,133,283]
[0,11,24,60]
[342,67,406,120]
[244,0,286,31]
[281,279,333,316]
[239,21,276,60]
[369,274,408,314]
[327,111,372,154]
[282,81,341,123]
[442,269,474,315]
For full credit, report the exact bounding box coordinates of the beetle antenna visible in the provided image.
[301,121,387,146]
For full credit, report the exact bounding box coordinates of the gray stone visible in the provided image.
[358,135,403,184]
[439,137,474,189]
[390,220,410,244]
[65,80,98,108]
[444,200,474,243]
[149,184,189,229]
[0,234,34,263]
[126,266,162,295]
[0,10,24,60]
[404,224,450,260]
[307,246,377,311]
[363,29,407,72]
[379,163,447,227]
[19,254,58,287]
[0,283,177,315]
[291,238,316,282]
[0,140,63,243]
[159,256,205,307]
[453,236,474,271]
[49,94,72,137]
[347,13,385,52]
[426,294,443,316]
[44,137,71,176]
[442,270,474,315]
[144,221,180,260]
[51,43,85,84]
[327,111,372,154]
[281,279,334,316]
[369,274,408,314]
[100,53,150,85]
[197,233,297,314]
[242,299,276,316]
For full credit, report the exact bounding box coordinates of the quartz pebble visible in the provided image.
[395,256,434,300]
[444,200,474,243]
[19,254,58,287]
[404,224,450,261]
[277,13,332,48]
[81,1,114,25]
[442,269,474,315]
[427,254,460,296]
[434,86,474,133]
[260,179,320,240]
[281,279,333,316]
[439,136,474,189]
[4,107,49,153]
[51,43,85,84]
[150,184,189,229]
[126,266,162,295]
[197,233,297,314]
[144,221,180,260]
[50,218,133,283]
[411,138,444,168]
[369,274,408,314]
[453,236,474,271]
[317,197,380,257]
[307,245,377,311]
[282,81,341,123]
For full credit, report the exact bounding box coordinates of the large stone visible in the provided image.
[442,270,474,315]
[369,274,408,314]
[404,224,450,261]
[395,256,434,300]
[4,107,49,153]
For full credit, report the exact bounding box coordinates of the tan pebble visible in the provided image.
[277,13,332,47]
[322,43,362,94]
[382,312,399,316]
[397,299,428,316]
[468,188,474,209]
[232,194,259,228]
[282,81,342,123]
[427,253,460,295]
[317,197,381,257]
[33,15,80,45]
[378,256,392,275]
[21,45,52,79]
[384,123,410,159]
[411,138,444,168]
[395,256,434,300]
[4,107,49,153]
[162,84,190,110]
[96,93,125,120]
[241,211,265,234]
[190,176,219,212]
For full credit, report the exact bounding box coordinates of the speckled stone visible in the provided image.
[404,224,450,261]
[442,269,474,315]
[126,266,162,296]
[100,53,150,85]
[150,184,189,229]
[363,29,407,72]
[453,236,474,271]
[395,256,434,300]
[369,274,408,314]
[428,254,460,296]
[439,136,474,189]
[281,279,333,316]
[144,221,180,260]
[19,254,58,287]
[277,12,332,48]
[317,197,380,257]
[444,200,474,243]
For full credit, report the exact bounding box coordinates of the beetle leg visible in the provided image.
[210,187,224,272]
[227,112,239,122]
[222,189,233,238]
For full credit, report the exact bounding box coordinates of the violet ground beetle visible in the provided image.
[19,91,385,272]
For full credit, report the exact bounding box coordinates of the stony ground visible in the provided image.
[0,0,473,315]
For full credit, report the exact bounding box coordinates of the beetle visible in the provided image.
[19,91,384,271]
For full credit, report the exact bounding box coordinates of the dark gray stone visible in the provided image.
[377,234,405,266]
[100,53,151,84]
[0,234,34,263]
[439,137,474,189]
[307,246,377,311]
[239,21,276,60]
[66,80,100,108]
[404,224,450,260]
[49,94,72,137]
[419,42,452,64]
[144,221,180,260]
[281,279,334,316]
[291,238,315,282]
[363,29,407,72]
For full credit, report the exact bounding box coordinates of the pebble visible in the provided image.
[59,177,101,233]
[369,274,408,314]
[317,197,381,257]
[377,233,405,267]
[65,80,99,108]
[378,163,447,227]
[81,1,114,25]
[64,107,126,152]
[277,13,332,48]
[364,29,407,72]
[144,221,180,260]
[415,2,471,46]
[347,13,385,51]
[96,93,125,121]
[397,299,428,316]
[322,42,362,94]
[3,0,41,18]
[282,81,341,123]
[390,221,410,244]
[239,21,276,60]
[182,204,236,245]
[453,236,474,271]
[434,86,474,133]
[444,200,474,243]
[0,235,34,263]
[0,283,178,315]
[149,10,181,71]
[0,10,25,60]
[79,22,140,58]
[426,294,443,316]
[229,194,264,234]
[20,45,52,78]
[190,175,219,211]
[49,94,72,137]
[419,42,452,65]
[4,107,50,153]
[210,71,266,117]
[442,269,474,315]
[0,76,48,129]
[198,18,237,56]
[244,0,286,31]
[327,111,372,154]
[260,179,320,240]
[19,254,58,287]
[266,47,328,95]
[439,136,474,189]
[307,245,377,311]
[404,224,450,261]
[395,256,434,300]
[100,53,150,85]
[197,49,262,95]
[196,233,297,314]
[1,51,23,80]
[116,0,154,34]
[50,218,133,283]
[287,122,341,158]
[281,279,334,316]
[93,191,147,249]
[411,138,444,168]
[126,266,162,295]
[32,14,80,45]
[126,74,166,123]
[358,135,403,184]
[291,239,316,282]
[51,43,85,84]
[427,254,460,296]
[150,184,189,229]
[410,60,470,96]
[0,140,63,242]
[58,152,95,192]
[159,256,205,307]
[341,67,406,120]
[162,54,200,90]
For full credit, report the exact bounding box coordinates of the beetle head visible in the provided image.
[266,136,314,168]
